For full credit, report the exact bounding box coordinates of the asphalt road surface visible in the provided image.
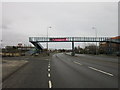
[2,53,118,88]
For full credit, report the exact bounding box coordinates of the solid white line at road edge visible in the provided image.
[73,61,82,65]
[88,66,114,77]
[48,80,52,88]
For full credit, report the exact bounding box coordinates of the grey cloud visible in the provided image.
[2,2,118,49]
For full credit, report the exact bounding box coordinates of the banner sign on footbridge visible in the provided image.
[50,38,68,41]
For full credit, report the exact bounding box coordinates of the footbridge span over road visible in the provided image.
[29,37,120,56]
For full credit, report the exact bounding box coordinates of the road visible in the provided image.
[2,53,118,88]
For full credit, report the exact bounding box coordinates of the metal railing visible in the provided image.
[29,37,113,42]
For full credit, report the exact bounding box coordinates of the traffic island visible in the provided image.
[2,59,28,82]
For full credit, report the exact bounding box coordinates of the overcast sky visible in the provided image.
[1,2,118,49]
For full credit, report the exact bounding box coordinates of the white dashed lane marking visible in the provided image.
[48,73,51,77]
[48,65,50,68]
[73,61,82,65]
[45,59,49,61]
[48,61,52,88]
[48,69,50,72]
[48,80,52,88]
[88,66,114,77]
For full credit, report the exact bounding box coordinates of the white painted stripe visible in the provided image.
[88,66,114,76]
[45,59,49,61]
[73,61,82,65]
[48,69,50,72]
[48,65,50,68]
[48,80,52,88]
[48,73,51,77]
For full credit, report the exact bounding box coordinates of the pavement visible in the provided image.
[2,53,119,88]
[0,58,2,90]
[2,56,50,88]
[2,59,28,82]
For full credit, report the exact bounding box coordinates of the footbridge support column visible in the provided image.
[71,41,75,56]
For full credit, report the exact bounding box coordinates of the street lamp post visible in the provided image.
[92,27,97,55]
[1,40,2,49]
[46,26,52,51]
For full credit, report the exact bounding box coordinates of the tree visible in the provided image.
[84,43,98,54]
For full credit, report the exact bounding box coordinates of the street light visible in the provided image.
[1,40,2,49]
[92,27,97,55]
[46,26,52,51]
